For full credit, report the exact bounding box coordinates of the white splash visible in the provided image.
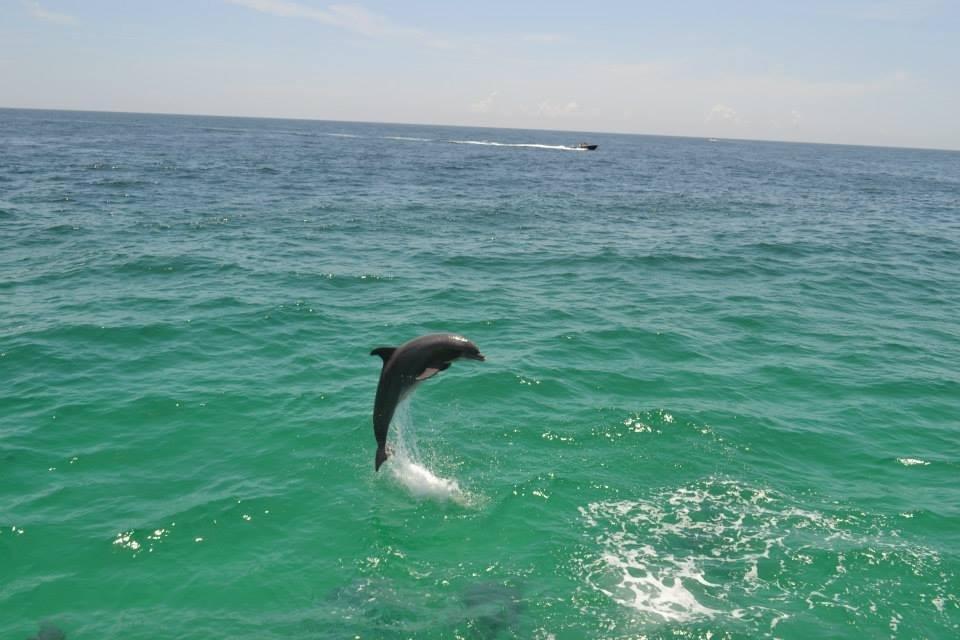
[389,457,463,501]
[897,457,930,466]
[385,401,468,505]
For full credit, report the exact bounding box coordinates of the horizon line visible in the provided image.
[2,105,957,154]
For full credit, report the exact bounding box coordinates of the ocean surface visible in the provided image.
[2,108,959,639]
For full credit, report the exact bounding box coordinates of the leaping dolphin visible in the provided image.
[370,333,485,471]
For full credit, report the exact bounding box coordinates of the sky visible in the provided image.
[1,0,958,149]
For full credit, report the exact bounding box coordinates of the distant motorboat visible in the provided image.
[576,143,598,151]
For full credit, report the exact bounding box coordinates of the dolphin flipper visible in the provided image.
[416,362,451,381]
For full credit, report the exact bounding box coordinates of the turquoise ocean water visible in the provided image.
[2,108,959,639]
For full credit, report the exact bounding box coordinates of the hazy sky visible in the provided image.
[2,0,958,148]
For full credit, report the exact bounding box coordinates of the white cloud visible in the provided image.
[25,1,75,24]
[745,70,911,100]
[769,109,803,131]
[470,91,498,114]
[535,100,580,118]
[707,103,740,125]
[324,4,421,38]
[226,0,435,42]
[464,89,584,122]
[444,57,922,144]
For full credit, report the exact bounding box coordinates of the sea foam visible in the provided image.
[576,478,954,634]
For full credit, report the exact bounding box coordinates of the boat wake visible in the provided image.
[383,136,434,142]
[449,140,587,151]
[386,402,469,505]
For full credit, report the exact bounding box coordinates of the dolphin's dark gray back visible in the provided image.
[370,333,484,470]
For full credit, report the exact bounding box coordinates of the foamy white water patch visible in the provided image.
[897,457,930,466]
[383,136,433,142]
[385,401,469,505]
[449,140,585,151]
[389,456,464,501]
[575,478,955,635]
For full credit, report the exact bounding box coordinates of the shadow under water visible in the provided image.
[27,622,66,640]
[315,578,524,638]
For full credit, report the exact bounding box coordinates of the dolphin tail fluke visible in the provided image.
[375,445,389,471]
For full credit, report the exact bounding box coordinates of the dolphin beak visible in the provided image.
[469,352,486,361]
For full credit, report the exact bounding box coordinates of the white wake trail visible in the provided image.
[449,140,586,151]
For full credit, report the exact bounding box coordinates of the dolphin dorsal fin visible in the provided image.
[370,347,396,364]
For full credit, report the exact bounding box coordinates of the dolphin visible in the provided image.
[370,333,485,470]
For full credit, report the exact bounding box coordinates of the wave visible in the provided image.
[449,140,586,151]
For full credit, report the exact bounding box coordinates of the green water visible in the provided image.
[2,109,959,638]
